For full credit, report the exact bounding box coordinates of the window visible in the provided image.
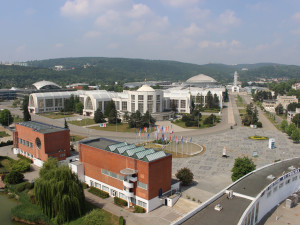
[138,95,144,101]
[86,97,93,110]
[55,98,62,107]
[279,182,284,188]
[122,102,127,111]
[97,101,102,111]
[180,100,186,108]
[110,171,118,179]
[119,193,126,200]
[156,95,160,101]
[30,142,33,148]
[147,95,153,101]
[38,99,44,108]
[118,174,124,181]
[285,179,290,185]
[137,181,147,190]
[131,103,135,112]
[137,200,147,208]
[45,99,54,107]
[131,95,135,101]
[147,103,153,113]
[95,182,101,189]
[60,153,66,158]
[115,101,120,110]
[90,180,94,187]
[138,103,144,112]
[102,185,109,193]
[131,197,136,204]
[35,137,41,149]
[102,169,109,176]
[156,102,160,112]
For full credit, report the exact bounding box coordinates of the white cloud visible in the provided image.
[84,31,101,38]
[175,38,195,49]
[219,10,241,26]
[127,4,152,18]
[230,40,241,47]
[185,7,210,21]
[55,43,64,48]
[162,0,201,8]
[137,32,161,42]
[183,23,204,36]
[95,10,120,27]
[198,40,227,48]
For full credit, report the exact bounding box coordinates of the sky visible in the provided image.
[2,0,300,65]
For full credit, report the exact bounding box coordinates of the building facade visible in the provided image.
[78,138,176,212]
[13,121,71,166]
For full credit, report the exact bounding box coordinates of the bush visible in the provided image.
[11,193,51,224]
[4,171,24,184]
[88,186,109,199]
[15,182,31,193]
[17,154,33,163]
[231,157,256,182]
[82,182,89,189]
[82,209,105,225]
[114,197,128,207]
[176,167,194,186]
[134,205,145,213]
[0,140,13,147]
[255,122,262,128]
[119,216,124,225]
[10,159,31,173]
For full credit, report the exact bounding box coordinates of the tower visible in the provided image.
[232,71,240,92]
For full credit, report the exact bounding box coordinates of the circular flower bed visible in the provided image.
[248,135,269,140]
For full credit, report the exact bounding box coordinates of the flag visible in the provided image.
[173,135,175,141]
[170,130,173,134]
[170,136,172,142]
[99,123,106,127]
[186,138,188,144]
[142,133,144,137]
[190,137,192,142]
[135,129,137,135]
[150,126,152,132]
[139,131,141,137]
[144,127,146,132]
[139,128,141,133]
[147,133,150,139]
[181,136,183,143]
[176,136,178,143]
[145,127,147,133]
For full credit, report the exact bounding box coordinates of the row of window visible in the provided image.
[131,95,161,101]
[101,169,125,181]
[19,138,33,148]
[89,180,147,209]
[137,181,147,190]
[266,175,299,198]
[20,150,33,159]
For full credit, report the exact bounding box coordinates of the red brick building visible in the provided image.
[13,121,70,165]
[78,138,175,212]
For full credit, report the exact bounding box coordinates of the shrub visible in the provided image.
[4,171,24,184]
[119,216,124,225]
[255,122,262,128]
[0,140,13,147]
[114,197,128,207]
[10,160,30,173]
[82,209,105,225]
[17,154,33,163]
[231,157,256,182]
[82,182,89,189]
[134,205,145,213]
[88,186,109,199]
[15,182,30,193]
[176,167,194,186]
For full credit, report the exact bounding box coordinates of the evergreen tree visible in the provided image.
[224,89,229,102]
[205,91,214,108]
[75,102,84,114]
[64,119,69,129]
[292,113,300,128]
[231,157,256,181]
[213,93,220,108]
[280,120,288,131]
[123,111,130,122]
[291,129,300,142]
[94,107,105,123]
[129,110,143,128]
[104,100,115,117]
[275,104,284,115]
[108,107,120,124]
[142,110,156,128]
[285,123,297,136]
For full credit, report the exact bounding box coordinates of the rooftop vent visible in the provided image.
[227,190,234,199]
[214,204,223,211]
[267,175,276,180]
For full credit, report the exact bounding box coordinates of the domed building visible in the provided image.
[32,80,61,90]
[185,74,217,87]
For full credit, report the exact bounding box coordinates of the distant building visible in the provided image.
[76,138,179,212]
[277,95,298,109]
[287,108,300,122]
[54,65,64,71]
[66,83,89,90]
[32,80,62,90]
[231,71,240,93]
[292,83,300,90]
[12,121,75,167]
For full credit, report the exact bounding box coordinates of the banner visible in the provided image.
[99,123,106,127]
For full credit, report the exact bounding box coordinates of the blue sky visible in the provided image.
[2,0,300,65]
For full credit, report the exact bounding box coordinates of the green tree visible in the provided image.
[292,113,300,128]
[224,89,229,102]
[205,91,214,108]
[108,107,120,124]
[213,93,220,108]
[291,129,300,142]
[75,102,84,114]
[285,123,297,136]
[275,104,284,115]
[104,100,115,117]
[82,209,105,225]
[123,111,130,122]
[287,102,300,112]
[34,158,85,224]
[22,96,31,121]
[231,157,256,182]
[0,109,13,126]
[10,160,30,173]
[142,110,156,128]
[175,167,194,186]
[94,107,105,123]
[4,171,24,184]
[64,118,69,129]
[280,120,288,131]
[128,110,143,128]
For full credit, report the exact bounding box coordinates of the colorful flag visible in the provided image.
[181,136,183,143]
[190,137,192,142]
[176,136,178,143]
[99,123,106,127]
[142,133,144,137]
[170,136,172,142]
[147,133,150,139]
[135,129,137,135]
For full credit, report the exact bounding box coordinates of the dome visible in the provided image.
[32,80,61,90]
[186,74,216,83]
[137,85,155,92]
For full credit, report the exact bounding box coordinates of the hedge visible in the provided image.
[119,216,124,225]
[17,154,33,163]
[134,205,145,213]
[88,186,109,199]
[114,197,128,207]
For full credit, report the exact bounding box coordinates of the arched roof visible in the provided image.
[137,85,155,92]
[32,80,61,90]
[186,74,216,83]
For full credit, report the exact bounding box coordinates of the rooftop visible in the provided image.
[17,121,67,134]
[80,138,170,162]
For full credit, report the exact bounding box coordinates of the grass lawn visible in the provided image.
[68,118,95,126]
[172,115,220,129]
[0,131,10,137]
[0,156,15,173]
[239,108,247,115]
[236,95,246,107]
[68,201,119,225]
[70,135,86,142]
[41,112,75,119]
[89,123,137,132]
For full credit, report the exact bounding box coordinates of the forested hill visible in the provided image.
[0,57,299,88]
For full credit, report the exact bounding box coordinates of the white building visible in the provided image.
[28,74,225,118]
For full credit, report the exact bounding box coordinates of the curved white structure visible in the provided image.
[172,157,300,225]
[32,80,61,90]
[186,74,217,84]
